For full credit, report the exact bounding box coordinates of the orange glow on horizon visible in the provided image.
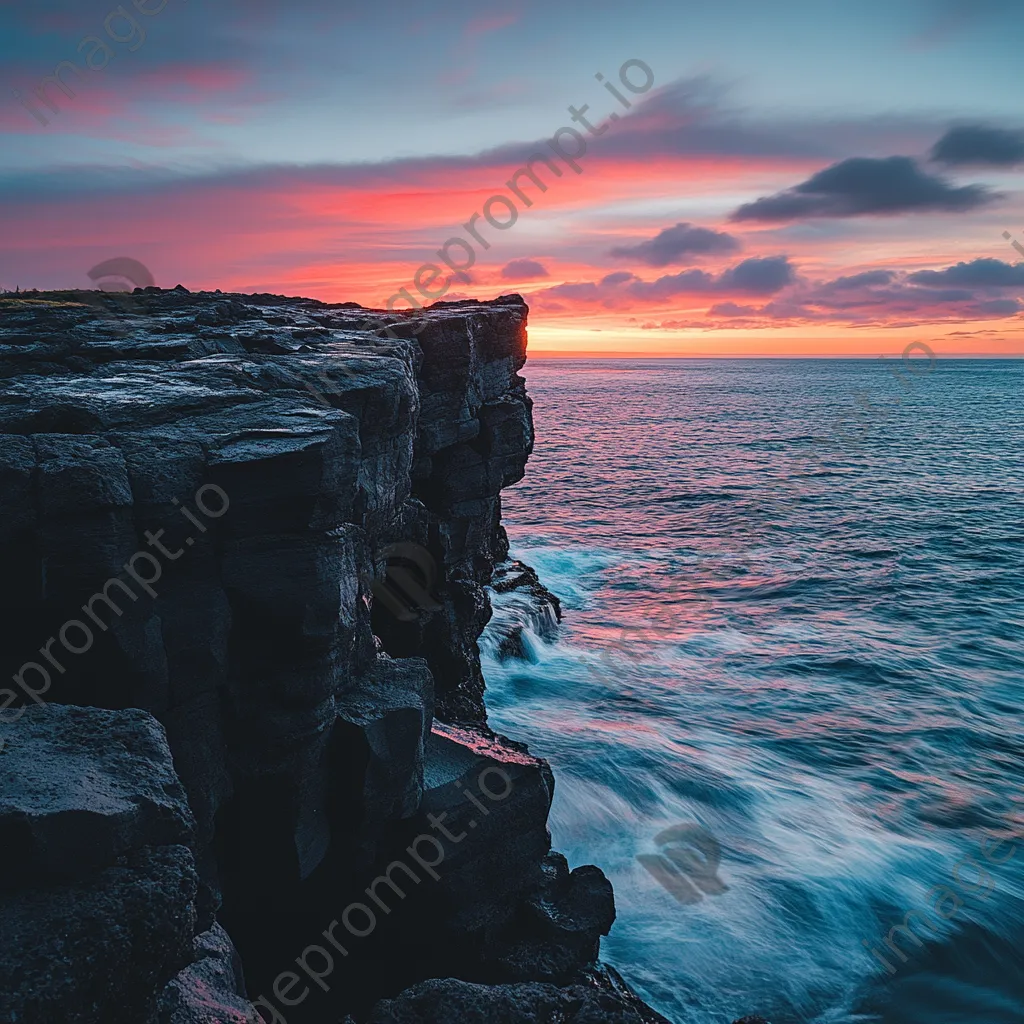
[523,322,1024,358]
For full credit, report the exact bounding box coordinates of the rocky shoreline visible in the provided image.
[0,289,760,1023]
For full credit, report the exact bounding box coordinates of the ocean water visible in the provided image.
[479,358,1024,1024]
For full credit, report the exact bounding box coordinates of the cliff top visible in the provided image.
[0,287,528,377]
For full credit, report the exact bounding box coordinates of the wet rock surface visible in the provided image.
[486,559,563,663]
[0,290,722,1023]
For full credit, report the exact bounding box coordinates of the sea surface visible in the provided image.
[479,358,1024,1024]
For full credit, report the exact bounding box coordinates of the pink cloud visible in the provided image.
[463,12,519,38]
[2,62,255,141]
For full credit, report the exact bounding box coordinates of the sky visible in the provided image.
[2,0,1023,355]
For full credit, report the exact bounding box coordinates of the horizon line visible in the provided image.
[527,351,1024,359]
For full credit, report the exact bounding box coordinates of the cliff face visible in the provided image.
[0,290,664,1024]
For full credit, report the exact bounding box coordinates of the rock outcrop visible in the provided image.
[0,289,675,1023]
[0,705,202,1023]
[364,967,673,1024]
[155,924,264,1024]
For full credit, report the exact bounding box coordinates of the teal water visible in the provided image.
[481,358,1024,1024]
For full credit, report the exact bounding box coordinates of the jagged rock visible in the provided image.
[496,625,529,661]
[153,924,262,1024]
[486,559,563,664]
[366,966,673,1023]
[335,656,434,828]
[485,853,616,983]
[415,721,555,936]
[490,560,562,623]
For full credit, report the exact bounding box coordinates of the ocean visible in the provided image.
[479,358,1024,1024]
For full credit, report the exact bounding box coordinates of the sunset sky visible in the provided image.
[2,0,1023,355]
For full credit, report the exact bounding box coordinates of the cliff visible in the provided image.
[0,289,672,1024]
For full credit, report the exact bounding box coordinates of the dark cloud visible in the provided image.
[725,259,1024,327]
[542,281,606,302]
[930,125,1024,166]
[0,76,967,208]
[539,256,795,307]
[977,299,1023,315]
[730,156,996,222]
[717,256,795,294]
[609,222,740,266]
[636,257,795,299]
[626,270,718,301]
[824,270,897,290]
[535,252,1024,328]
[633,257,1024,330]
[707,302,759,317]
[907,258,1024,288]
[500,258,548,280]
[626,257,795,301]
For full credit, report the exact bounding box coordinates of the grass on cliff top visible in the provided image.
[0,290,127,309]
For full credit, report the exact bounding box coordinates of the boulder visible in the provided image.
[0,704,195,885]
[366,966,673,1024]
[153,924,263,1024]
[0,705,213,1024]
